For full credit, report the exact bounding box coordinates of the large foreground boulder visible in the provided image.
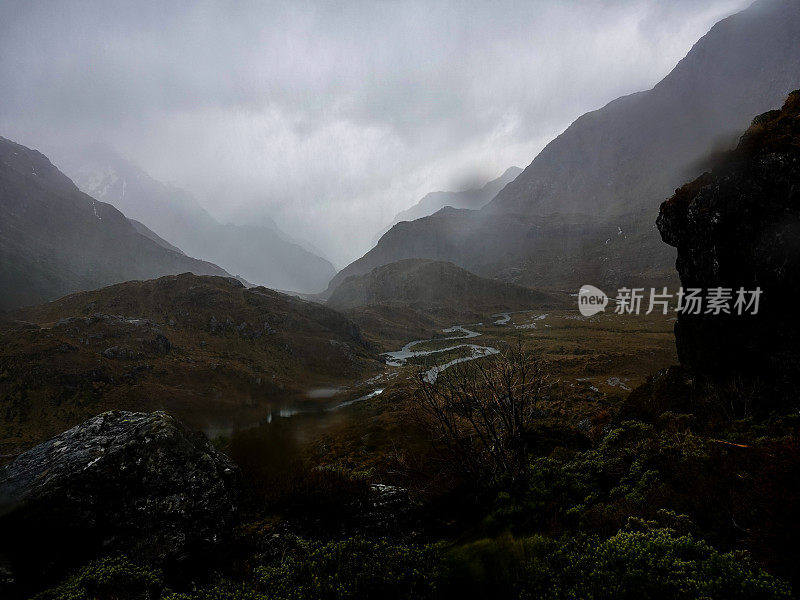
[0,411,241,590]
[657,90,800,403]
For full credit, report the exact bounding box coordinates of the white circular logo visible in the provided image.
[578,285,608,316]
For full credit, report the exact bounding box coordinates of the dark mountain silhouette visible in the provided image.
[0,136,232,311]
[128,219,185,255]
[330,0,800,295]
[53,146,336,293]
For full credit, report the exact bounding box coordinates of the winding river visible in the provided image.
[382,324,499,383]
[203,320,502,437]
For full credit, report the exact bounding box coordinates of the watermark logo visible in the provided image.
[578,285,609,316]
[577,285,762,316]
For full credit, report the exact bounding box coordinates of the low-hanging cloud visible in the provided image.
[0,0,750,266]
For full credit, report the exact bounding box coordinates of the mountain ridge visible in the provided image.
[0,136,234,311]
[330,0,800,295]
[327,258,565,350]
[373,166,522,243]
[53,146,336,293]
[327,258,561,313]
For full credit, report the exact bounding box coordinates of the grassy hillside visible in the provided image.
[327,259,565,349]
[0,273,381,455]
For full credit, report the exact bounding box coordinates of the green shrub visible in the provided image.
[443,529,791,600]
[442,533,548,598]
[521,528,792,600]
[488,419,715,535]
[33,529,791,600]
[34,556,164,600]
[163,580,267,600]
[255,536,442,600]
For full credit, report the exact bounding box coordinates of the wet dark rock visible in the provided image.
[149,332,171,355]
[657,90,800,403]
[365,483,413,527]
[0,411,241,585]
[261,482,421,547]
[101,345,136,360]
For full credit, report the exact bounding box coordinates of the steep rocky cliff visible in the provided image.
[657,90,800,399]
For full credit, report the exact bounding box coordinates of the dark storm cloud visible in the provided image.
[0,0,750,265]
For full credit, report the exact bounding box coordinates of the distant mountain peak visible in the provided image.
[0,136,233,310]
[372,166,522,245]
[52,147,336,294]
[335,0,800,293]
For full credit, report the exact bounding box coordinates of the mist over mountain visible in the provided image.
[53,147,336,294]
[486,0,800,219]
[0,136,232,311]
[330,0,800,295]
[373,167,522,244]
[328,258,563,351]
[128,219,186,255]
[5,2,800,597]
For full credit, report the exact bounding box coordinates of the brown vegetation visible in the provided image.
[409,344,551,485]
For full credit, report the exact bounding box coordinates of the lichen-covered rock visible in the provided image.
[0,411,241,584]
[657,90,800,401]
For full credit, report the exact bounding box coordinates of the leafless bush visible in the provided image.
[703,375,762,422]
[409,343,551,486]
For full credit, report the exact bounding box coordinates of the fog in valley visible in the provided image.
[0,0,748,268]
[4,1,800,597]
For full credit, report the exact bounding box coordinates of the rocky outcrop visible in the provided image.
[0,411,241,585]
[657,90,800,398]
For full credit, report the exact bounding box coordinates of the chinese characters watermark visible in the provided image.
[578,285,761,317]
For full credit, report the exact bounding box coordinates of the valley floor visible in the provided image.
[5,303,798,599]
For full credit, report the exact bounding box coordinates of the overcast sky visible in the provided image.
[0,0,751,267]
